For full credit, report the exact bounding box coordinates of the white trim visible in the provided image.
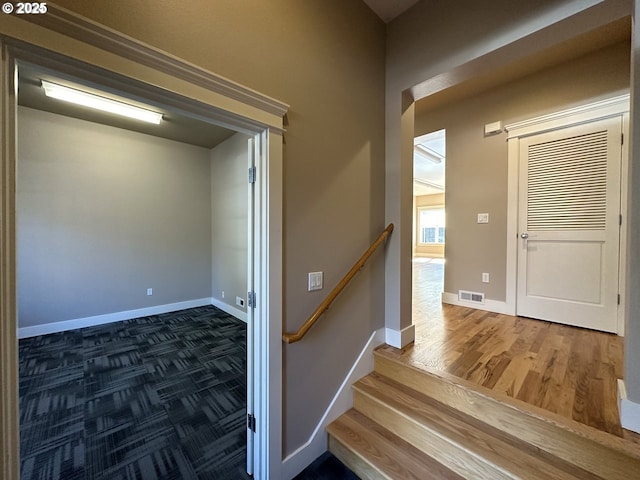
[505,136,519,317]
[442,292,512,315]
[385,324,415,348]
[505,94,630,139]
[505,95,630,328]
[257,130,284,480]
[618,112,630,337]
[17,298,213,338]
[17,4,288,120]
[618,379,640,434]
[281,328,385,479]
[245,137,256,475]
[211,297,248,323]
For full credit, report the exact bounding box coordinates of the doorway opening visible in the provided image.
[16,60,257,479]
[1,31,285,478]
[412,129,446,328]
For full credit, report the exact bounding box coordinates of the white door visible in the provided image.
[516,116,622,332]
[246,137,256,475]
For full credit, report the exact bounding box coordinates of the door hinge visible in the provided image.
[248,291,256,309]
[248,166,256,184]
[620,214,623,226]
[621,133,624,145]
[247,413,256,432]
[618,294,621,305]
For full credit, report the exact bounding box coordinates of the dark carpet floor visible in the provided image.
[19,305,359,480]
[19,306,248,480]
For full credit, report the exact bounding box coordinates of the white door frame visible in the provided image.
[505,94,630,335]
[0,9,287,480]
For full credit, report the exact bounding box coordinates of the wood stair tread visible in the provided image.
[373,347,640,480]
[353,372,592,480]
[374,345,640,460]
[327,409,464,480]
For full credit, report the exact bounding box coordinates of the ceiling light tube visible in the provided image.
[41,80,163,124]
[414,145,442,164]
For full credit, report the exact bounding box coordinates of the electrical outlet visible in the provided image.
[482,273,490,283]
[147,288,153,296]
[477,213,489,224]
[236,296,245,307]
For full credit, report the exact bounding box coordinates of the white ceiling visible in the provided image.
[362,0,419,23]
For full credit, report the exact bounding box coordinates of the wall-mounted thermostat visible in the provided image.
[484,121,502,136]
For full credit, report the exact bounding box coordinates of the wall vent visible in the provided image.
[458,290,485,304]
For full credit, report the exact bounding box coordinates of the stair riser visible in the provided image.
[354,389,518,480]
[375,353,639,480]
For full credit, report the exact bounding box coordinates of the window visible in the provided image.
[418,207,445,244]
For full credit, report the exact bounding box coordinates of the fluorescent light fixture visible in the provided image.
[41,80,163,124]
[414,144,443,164]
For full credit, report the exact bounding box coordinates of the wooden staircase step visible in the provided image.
[354,372,590,480]
[374,346,640,480]
[327,409,463,480]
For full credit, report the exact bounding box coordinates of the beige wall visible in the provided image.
[413,193,445,258]
[53,0,386,454]
[415,41,630,301]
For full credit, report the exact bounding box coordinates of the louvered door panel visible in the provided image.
[527,131,608,231]
[516,116,622,333]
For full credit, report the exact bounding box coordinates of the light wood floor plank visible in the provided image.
[410,259,628,437]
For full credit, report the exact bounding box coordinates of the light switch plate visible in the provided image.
[308,271,323,291]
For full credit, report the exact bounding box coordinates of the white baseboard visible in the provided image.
[618,379,640,434]
[17,298,213,338]
[442,291,511,315]
[385,324,415,348]
[280,328,385,479]
[210,297,247,323]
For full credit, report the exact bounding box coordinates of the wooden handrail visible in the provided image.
[283,223,394,344]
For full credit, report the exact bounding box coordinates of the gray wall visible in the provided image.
[415,41,630,301]
[211,133,250,316]
[17,106,213,327]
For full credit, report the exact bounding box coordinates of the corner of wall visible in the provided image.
[618,379,640,434]
[385,324,415,348]
[280,328,385,478]
[210,297,247,322]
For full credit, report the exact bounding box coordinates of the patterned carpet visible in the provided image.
[19,306,249,480]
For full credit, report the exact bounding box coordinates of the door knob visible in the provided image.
[521,233,529,239]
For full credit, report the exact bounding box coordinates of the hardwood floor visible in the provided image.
[407,258,639,443]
